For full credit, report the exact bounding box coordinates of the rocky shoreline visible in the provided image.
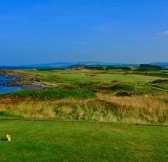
[3,73,58,91]
[3,74,44,90]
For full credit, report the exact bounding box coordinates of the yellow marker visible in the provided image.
[6,134,11,141]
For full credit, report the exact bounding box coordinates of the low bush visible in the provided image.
[0,90,96,100]
[151,79,168,84]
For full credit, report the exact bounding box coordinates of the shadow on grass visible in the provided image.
[1,138,8,141]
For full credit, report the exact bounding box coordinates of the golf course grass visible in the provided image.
[0,120,167,162]
[16,69,162,84]
[0,68,167,161]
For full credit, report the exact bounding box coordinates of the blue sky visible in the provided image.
[0,0,168,65]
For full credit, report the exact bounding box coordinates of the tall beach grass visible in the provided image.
[0,93,167,125]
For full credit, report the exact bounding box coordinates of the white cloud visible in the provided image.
[154,30,168,39]
[158,31,168,36]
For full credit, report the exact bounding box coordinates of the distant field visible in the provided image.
[0,120,167,162]
[16,69,163,84]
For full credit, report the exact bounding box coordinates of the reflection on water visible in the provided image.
[0,75,22,94]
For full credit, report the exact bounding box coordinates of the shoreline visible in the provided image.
[2,74,44,91]
[2,73,58,91]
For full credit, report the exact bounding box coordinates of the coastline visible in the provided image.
[2,74,44,91]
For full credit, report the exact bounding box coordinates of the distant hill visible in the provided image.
[0,62,139,70]
[150,62,168,66]
[150,62,168,69]
[2,62,168,70]
[24,62,113,69]
[23,62,139,69]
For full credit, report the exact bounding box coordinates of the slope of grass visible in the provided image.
[0,94,167,124]
[0,120,167,162]
[150,79,168,89]
[0,90,96,100]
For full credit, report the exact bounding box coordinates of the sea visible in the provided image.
[0,75,21,94]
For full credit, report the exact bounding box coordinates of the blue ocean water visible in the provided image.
[0,75,21,94]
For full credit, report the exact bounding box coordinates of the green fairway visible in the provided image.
[0,120,167,162]
[18,69,162,84]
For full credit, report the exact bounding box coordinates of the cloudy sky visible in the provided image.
[0,0,168,65]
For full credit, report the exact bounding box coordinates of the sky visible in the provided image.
[0,0,168,65]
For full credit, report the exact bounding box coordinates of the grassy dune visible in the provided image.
[0,93,167,125]
[0,69,167,124]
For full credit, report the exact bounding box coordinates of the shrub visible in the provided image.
[0,90,96,100]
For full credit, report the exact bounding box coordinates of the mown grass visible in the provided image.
[0,120,167,162]
[16,69,162,84]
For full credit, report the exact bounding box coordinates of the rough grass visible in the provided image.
[0,93,167,125]
[97,93,168,124]
[0,69,167,124]
[150,79,168,89]
[0,120,167,162]
[0,90,96,100]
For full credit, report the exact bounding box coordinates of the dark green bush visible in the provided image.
[0,90,96,100]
